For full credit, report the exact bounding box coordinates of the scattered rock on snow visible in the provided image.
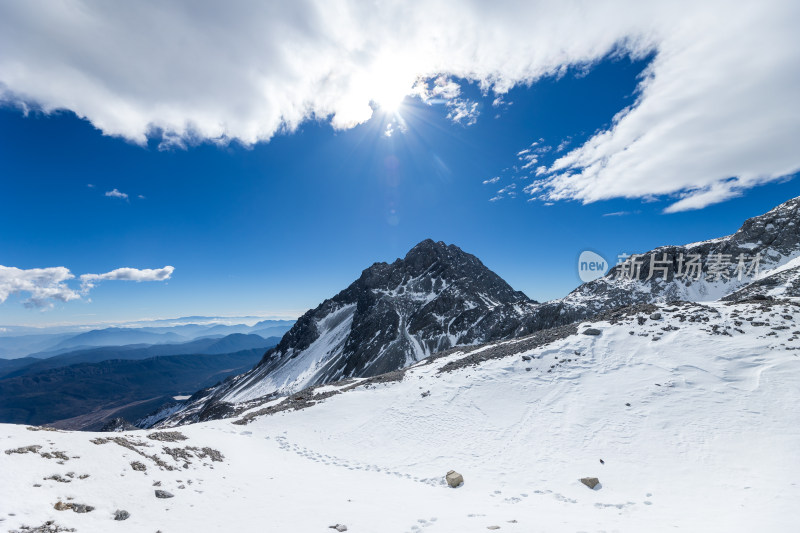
[5,445,42,455]
[328,525,348,532]
[154,490,174,499]
[113,510,130,521]
[582,328,602,336]
[53,502,94,513]
[650,312,662,320]
[71,504,93,514]
[446,470,464,488]
[580,477,600,489]
[9,520,76,532]
[130,461,146,471]
[147,431,188,442]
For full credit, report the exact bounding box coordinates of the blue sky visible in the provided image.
[2,54,798,326]
[0,1,798,325]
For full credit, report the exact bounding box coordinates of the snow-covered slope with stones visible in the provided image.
[2,298,799,532]
[563,196,800,312]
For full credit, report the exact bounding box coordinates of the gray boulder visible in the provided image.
[580,477,600,489]
[114,510,130,521]
[154,490,174,499]
[446,470,464,488]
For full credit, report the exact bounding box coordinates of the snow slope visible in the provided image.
[2,299,799,532]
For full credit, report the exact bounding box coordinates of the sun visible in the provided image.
[374,92,406,113]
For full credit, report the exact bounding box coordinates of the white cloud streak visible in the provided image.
[0,1,798,210]
[0,265,174,308]
[105,188,128,199]
[80,266,175,292]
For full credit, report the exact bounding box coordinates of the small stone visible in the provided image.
[329,525,348,532]
[650,312,662,320]
[580,477,600,489]
[130,461,146,472]
[582,328,602,336]
[487,527,500,530]
[155,490,174,499]
[446,470,464,488]
[521,355,531,361]
[54,501,72,511]
[72,504,94,513]
[114,509,130,521]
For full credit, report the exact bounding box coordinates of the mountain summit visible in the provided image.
[161,240,543,423]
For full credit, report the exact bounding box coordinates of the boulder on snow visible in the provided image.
[329,525,348,532]
[582,328,602,336]
[650,312,662,320]
[580,477,600,489]
[114,509,130,521]
[154,490,174,499]
[446,470,464,488]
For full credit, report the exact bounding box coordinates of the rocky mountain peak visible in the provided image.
[158,240,543,424]
[564,195,800,312]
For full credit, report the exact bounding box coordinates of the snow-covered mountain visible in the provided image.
[563,196,800,312]
[152,197,800,427]
[2,297,798,532]
[158,240,578,424]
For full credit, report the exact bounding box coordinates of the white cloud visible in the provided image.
[482,176,500,185]
[0,1,798,209]
[445,99,479,126]
[0,266,79,308]
[80,266,174,292]
[0,264,174,308]
[105,188,128,199]
[603,210,640,217]
[520,155,538,170]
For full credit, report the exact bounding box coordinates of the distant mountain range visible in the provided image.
[0,332,282,430]
[155,196,800,427]
[0,318,294,359]
[0,333,279,380]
